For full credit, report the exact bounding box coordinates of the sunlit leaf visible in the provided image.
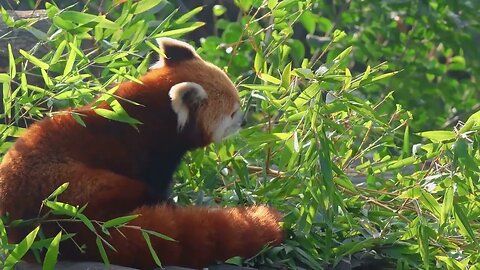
[19,49,49,70]
[3,227,40,269]
[416,130,456,142]
[43,232,62,270]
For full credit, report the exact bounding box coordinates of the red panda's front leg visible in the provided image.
[139,150,185,205]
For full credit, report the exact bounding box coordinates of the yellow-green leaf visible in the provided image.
[154,22,205,38]
[3,227,40,269]
[43,232,62,270]
[19,49,49,70]
[416,130,456,143]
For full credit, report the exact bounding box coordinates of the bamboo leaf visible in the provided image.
[103,215,139,229]
[43,232,62,270]
[416,130,456,142]
[95,236,110,267]
[453,204,477,244]
[46,183,69,199]
[3,227,40,270]
[133,0,163,14]
[142,231,162,267]
[19,49,50,70]
[175,6,203,24]
[154,22,205,38]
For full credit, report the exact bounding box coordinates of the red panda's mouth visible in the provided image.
[211,112,244,142]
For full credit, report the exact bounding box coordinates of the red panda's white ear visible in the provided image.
[150,38,198,69]
[169,82,207,131]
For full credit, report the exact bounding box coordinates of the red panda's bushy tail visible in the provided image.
[105,205,283,269]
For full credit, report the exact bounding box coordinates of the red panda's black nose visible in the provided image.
[241,116,247,127]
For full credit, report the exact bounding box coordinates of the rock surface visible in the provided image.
[15,261,259,270]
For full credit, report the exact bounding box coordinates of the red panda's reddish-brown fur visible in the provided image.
[0,38,283,269]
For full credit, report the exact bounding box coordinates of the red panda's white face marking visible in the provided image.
[211,102,244,142]
[150,38,244,145]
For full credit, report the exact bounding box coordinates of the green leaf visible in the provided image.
[41,69,53,88]
[294,83,321,107]
[103,215,139,229]
[277,0,297,9]
[417,222,430,270]
[0,125,22,140]
[459,110,480,133]
[242,84,280,91]
[453,203,477,244]
[449,56,466,71]
[8,44,15,78]
[175,6,203,24]
[133,0,163,14]
[94,52,130,64]
[343,68,352,90]
[145,40,166,59]
[213,5,227,16]
[0,73,10,83]
[258,73,281,85]
[399,186,422,199]
[293,68,314,79]
[142,231,162,267]
[333,46,352,63]
[0,218,8,248]
[254,52,264,73]
[453,138,480,172]
[3,227,40,270]
[95,236,110,267]
[154,22,205,38]
[299,11,316,34]
[43,232,62,270]
[371,71,400,82]
[97,16,119,29]
[436,256,465,270]
[332,29,346,42]
[1,6,14,27]
[77,213,96,233]
[361,65,371,82]
[51,40,67,65]
[247,132,292,144]
[440,187,453,226]
[93,99,142,126]
[419,190,440,218]
[268,0,278,9]
[416,130,456,142]
[281,62,292,89]
[44,201,78,216]
[235,0,253,11]
[59,11,98,25]
[402,124,410,157]
[19,49,50,70]
[141,229,176,242]
[63,42,77,76]
[46,183,69,199]
[71,113,87,127]
[45,2,59,18]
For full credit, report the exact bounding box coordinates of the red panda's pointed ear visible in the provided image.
[169,82,207,131]
[151,38,198,69]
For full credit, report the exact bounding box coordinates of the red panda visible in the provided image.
[0,38,283,269]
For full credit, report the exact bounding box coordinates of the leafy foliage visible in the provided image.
[0,0,479,269]
[331,0,480,132]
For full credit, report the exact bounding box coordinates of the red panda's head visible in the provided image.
[149,38,244,145]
